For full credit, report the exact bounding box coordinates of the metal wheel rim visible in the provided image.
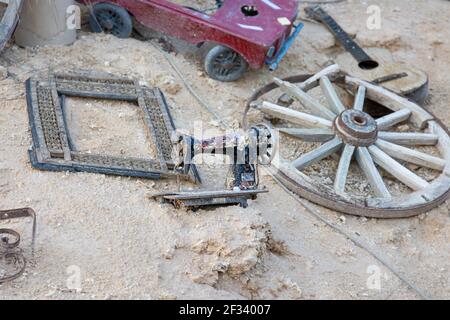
[212,50,243,76]
[95,9,126,36]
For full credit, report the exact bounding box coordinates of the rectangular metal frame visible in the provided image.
[26,73,190,180]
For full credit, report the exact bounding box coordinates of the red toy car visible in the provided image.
[80,0,302,81]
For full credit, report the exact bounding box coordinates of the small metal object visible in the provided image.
[0,208,36,284]
[373,72,408,85]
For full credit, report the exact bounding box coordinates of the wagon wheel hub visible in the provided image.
[334,109,378,146]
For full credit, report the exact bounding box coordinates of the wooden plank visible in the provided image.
[259,101,333,128]
[376,109,412,130]
[345,76,433,128]
[155,189,268,200]
[353,85,366,111]
[334,144,355,193]
[378,132,438,146]
[274,78,337,121]
[278,128,335,142]
[320,76,346,114]
[375,139,446,171]
[368,145,430,191]
[355,147,391,198]
[292,137,343,170]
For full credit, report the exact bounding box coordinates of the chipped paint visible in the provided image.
[238,23,264,31]
[261,0,281,10]
[278,17,291,26]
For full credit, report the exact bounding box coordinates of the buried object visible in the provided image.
[244,65,450,218]
[25,72,197,182]
[0,208,36,284]
[305,5,429,105]
[0,0,22,53]
[80,0,302,81]
[151,125,275,209]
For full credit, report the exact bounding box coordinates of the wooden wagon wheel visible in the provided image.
[244,65,450,218]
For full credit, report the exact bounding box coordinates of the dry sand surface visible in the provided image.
[0,0,449,299]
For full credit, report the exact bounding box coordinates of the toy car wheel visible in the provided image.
[205,45,248,82]
[89,3,133,39]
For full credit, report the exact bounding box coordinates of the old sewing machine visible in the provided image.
[79,0,302,81]
[151,124,276,209]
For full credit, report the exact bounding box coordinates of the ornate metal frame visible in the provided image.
[26,73,192,181]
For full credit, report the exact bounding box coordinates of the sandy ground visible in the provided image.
[0,0,449,299]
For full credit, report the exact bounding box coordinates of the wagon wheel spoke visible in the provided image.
[376,109,412,130]
[274,78,337,120]
[276,65,341,107]
[368,145,430,191]
[355,147,391,199]
[334,144,355,193]
[292,137,343,170]
[258,101,333,128]
[375,139,446,171]
[378,132,439,146]
[353,85,366,111]
[319,76,346,114]
[278,128,335,142]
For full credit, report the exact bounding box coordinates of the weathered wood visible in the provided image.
[320,76,346,114]
[0,0,22,52]
[368,145,430,191]
[336,48,429,105]
[259,101,333,128]
[334,144,355,193]
[345,76,433,128]
[378,132,438,146]
[278,128,335,142]
[428,121,450,177]
[274,78,337,121]
[355,147,391,198]
[353,85,366,111]
[292,137,343,170]
[375,139,445,171]
[300,64,340,91]
[376,109,412,130]
[276,65,341,109]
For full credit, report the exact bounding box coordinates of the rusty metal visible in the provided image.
[0,208,36,284]
[151,189,268,210]
[334,110,378,147]
[155,125,275,209]
[26,72,198,182]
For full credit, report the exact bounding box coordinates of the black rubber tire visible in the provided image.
[89,3,133,39]
[204,45,248,82]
